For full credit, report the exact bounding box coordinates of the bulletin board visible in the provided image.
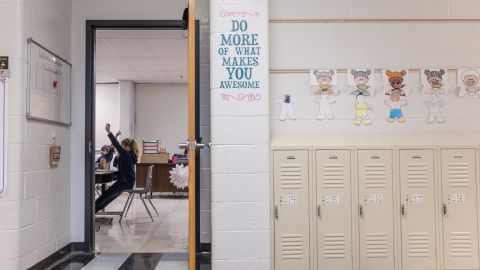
[27,38,71,126]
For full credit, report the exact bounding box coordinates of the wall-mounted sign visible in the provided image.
[0,56,8,77]
[211,2,267,102]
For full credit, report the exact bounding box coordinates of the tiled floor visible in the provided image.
[43,252,211,270]
[95,194,189,253]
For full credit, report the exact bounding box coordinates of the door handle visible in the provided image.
[317,205,321,219]
[359,205,364,218]
[274,206,279,219]
[442,204,448,216]
[178,141,189,150]
[401,204,406,216]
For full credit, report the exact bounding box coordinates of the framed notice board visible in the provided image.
[27,38,71,125]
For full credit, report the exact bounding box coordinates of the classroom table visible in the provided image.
[94,170,122,224]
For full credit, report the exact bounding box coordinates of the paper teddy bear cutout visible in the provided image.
[277,94,296,121]
[385,70,407,96]
[350,69,374,97]
[422,69,447,95]
[385,90,407,123]
[423,93,445,123]
[354,93,372,126]
[312,69,336,95]
[314,90,336,120]
[458,69,480,98]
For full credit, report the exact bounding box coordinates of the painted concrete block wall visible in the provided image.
[197,0,212,245]
[0,0,72,269]
[270,2,480,134]
[210,0,270,268]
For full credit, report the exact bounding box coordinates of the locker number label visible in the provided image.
[449,193,466,204]
[369,193,384,204]
[281,195,298,205]
[409,194,424,204]
[323,195,340,205]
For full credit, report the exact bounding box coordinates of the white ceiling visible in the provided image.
[95,29,188,84]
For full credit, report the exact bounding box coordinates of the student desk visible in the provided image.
[136,163,188,194]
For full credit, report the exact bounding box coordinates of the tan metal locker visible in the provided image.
[441,148,479,270]
[316,150,353,270]
[358,149,395,270]
[273,150,310,270]
[399,149,437,270]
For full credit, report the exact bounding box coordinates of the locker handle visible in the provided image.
[317,205,321,219]
[412,155,422,159]
[370,155,380,159]
[359,205,364,218]
[274,206,279,219]
[442,204,448,216]
[401,204,406,216]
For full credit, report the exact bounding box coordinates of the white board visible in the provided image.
[0,78,7,196]
[27,39,71,125]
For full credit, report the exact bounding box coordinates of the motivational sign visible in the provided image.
[211,3,267,102]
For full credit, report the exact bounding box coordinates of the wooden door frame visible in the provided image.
[84,19,201,267]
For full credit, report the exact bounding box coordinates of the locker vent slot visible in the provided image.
[281,234,304,259]
[406,163,428,188]
[364,164,387,188]
[408,232,430,257]
[280,164,303,189]
[449,232,473,257]
[366,233,388,258]
[322,164,345,189]
[447,163,470,187]
[323,233,346,258]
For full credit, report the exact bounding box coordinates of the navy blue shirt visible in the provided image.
[108,133,137,186]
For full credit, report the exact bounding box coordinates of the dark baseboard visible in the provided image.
[27,242,87,270]
[198,242,211,263]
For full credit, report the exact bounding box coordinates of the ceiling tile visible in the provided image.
[139,30,186,39]
[157,57,188,72]
[97,30,142,39]
[96,39,121,58]
[139,71,171,82]
[167,71,188,83]
[125,58,164,72]
[96,58,134,72]
[104,38,154,58]
[96,71,143,83]
[145,39,187,58]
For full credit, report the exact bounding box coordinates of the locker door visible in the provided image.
[399,150,436,270]
[274,150,310,270]
[358,149,394,270]
[316,150,352,270]
[441,149,479,270]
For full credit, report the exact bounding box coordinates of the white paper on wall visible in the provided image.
[423,93,445,124]
[383,69,410,96]
[310,69,338,95]
[347,68,375,97]
[421,68,449,95]
[457,68,480,98]
[0,78,6,197]
[353,94,372,126]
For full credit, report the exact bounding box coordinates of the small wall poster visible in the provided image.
[311,69,338,120]
[457,69,480,98]
[383,69,409,96]
[276,94,296,121]
[348,68,375,97]
[421,68,448,95]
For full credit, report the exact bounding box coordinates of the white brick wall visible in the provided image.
[270,2,480,134]
[210,0,270,269]
[0,0,72,269]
